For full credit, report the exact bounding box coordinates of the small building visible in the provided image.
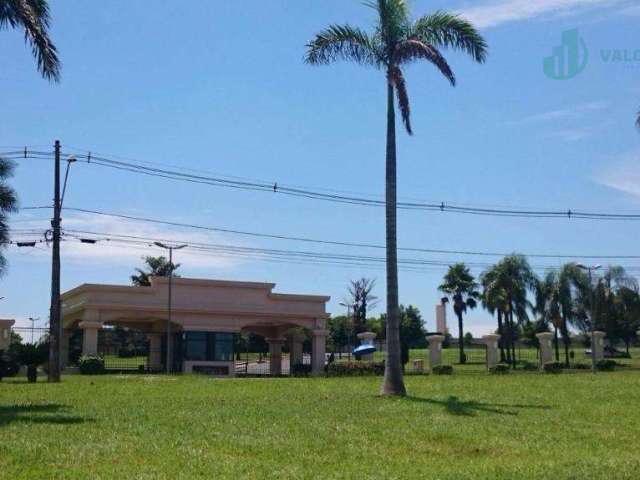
[61,277,330,376]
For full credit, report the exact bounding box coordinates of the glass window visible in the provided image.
[183,332,234,362]
[214,333,234,361]
[184,332,207,361]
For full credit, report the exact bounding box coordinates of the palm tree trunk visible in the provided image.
[562,315,570,367]
[381,79,406,396]
[553,326,560,362]
[497,310,505,362]
[510,311,517,368]
[457,312,465,364]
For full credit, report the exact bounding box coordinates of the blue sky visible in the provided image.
[1,0,640,337]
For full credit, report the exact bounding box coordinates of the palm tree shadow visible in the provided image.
[0,404,93,427]
[403,395,552,417]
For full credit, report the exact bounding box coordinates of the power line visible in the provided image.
[7,148,640,220]
[51,207,640,261]
[59,229,640,276]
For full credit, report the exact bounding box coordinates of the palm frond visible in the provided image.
[1,0,60,81]
[395,39,455,86]
[365,0,410,47]
[305,24,379,66]
[390,66,412,134]
[412,11,488,63]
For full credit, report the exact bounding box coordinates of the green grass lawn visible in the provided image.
[2,372,640,479]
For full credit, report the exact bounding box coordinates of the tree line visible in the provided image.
[442,256,640,368]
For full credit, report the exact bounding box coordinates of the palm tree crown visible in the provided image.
[0,158,18,276]
[305,1,487,135]
[0,0,60,81]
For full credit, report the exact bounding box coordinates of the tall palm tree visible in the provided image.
[0,0,60,81]
[536,270,563,362]
[305,0,487,396]
[439,263,480,364]
[481,255,535,368]
[0,158,18,276]
[481,267,508,362]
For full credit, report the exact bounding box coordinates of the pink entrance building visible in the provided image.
[61,277,330,376]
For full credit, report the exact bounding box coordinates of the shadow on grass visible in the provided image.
[402,395,552,417]
[0,404,93,427]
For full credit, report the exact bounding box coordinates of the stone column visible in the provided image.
[289,332,305,367]
[427,335,445,369]
[267,337,286,376]
[356,331,376,361]
[311,329,328,376]
[0,319,14,351]
[536,332,554,367]
[148,333,163,371]
[60,330,71,368]
[483,334,501,369]
[79,321,103,356]
[592,331,606,364]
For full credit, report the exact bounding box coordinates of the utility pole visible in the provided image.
[48,140,61,382]
[154,242,187,374]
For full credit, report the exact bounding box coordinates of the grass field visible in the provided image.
[2,372,640,479]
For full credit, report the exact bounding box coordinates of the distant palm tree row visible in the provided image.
[440,256,640,368]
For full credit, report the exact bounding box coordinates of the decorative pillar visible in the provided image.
[426,334,445,369]
[356,331,376,361]
[148,333,163,371]
[267,337,286,376]
[0,319,14,351]
[536,332,554,367]
[592,331,606,364]
[60,330,71,368]
[79,321,103,356]
[289,332,305,367]
[311,329,328,376]
[483,334,501,369]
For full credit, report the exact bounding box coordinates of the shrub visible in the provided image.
[432,365,453,375]
[0,351,20,380]
[572,362,590,370]
[326,361,385,377]
[489,363,510,374]
[543,362,564,374]
[291,363,312,377]
[521,361,538,371]
[596,359,617,371]
[78,355,105,375]
[17,342,49,383]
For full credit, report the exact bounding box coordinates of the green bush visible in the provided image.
[78,355,105,375]
[596,359,618,371]
[489,363,510,374]
[572,362,591,370]
[432,365,453,375]
[543,362,564,374]
[0,351,20,380]
[326,361,385,377]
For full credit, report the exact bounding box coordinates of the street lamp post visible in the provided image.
[154,242,187,374]
[339,301,354,360]
[29,317,40,343]
[577,264,602,373]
